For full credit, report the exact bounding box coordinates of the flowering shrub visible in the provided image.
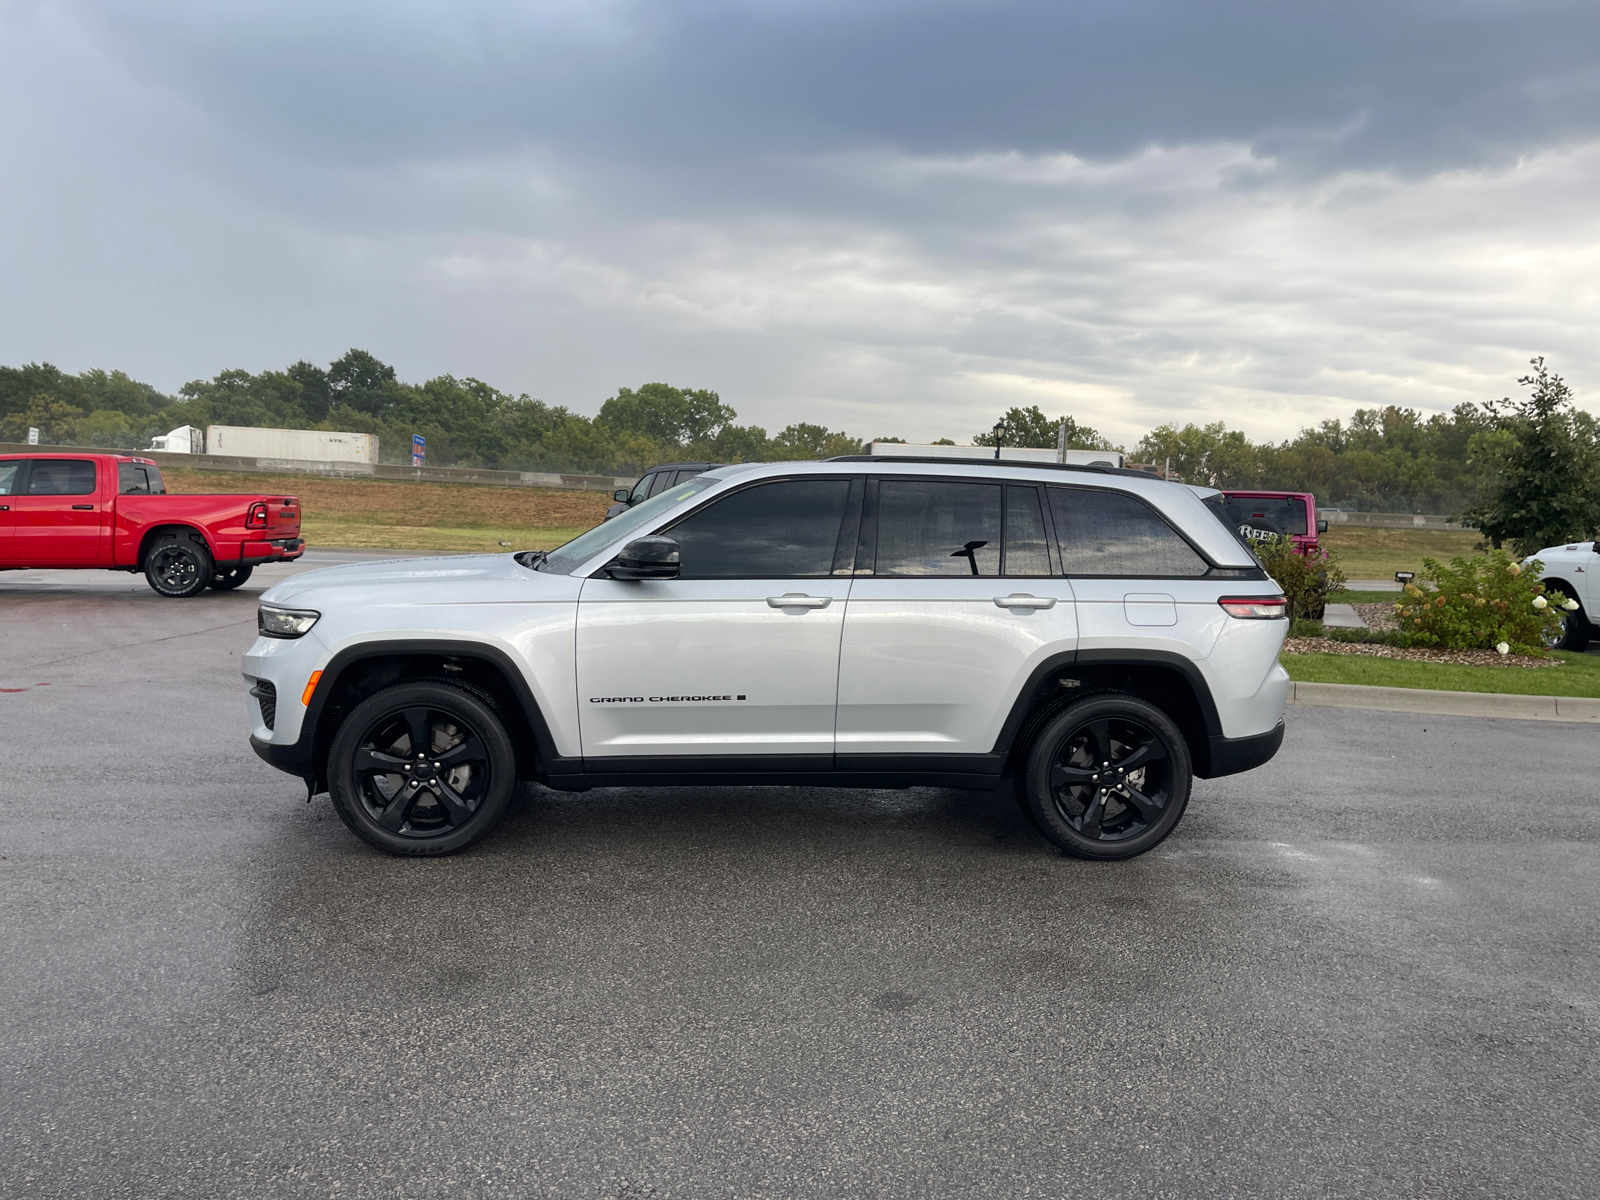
[1393,550,1565,654]
[1255,536,1348,620]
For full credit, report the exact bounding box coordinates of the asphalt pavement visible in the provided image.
[2,561,1598,1199]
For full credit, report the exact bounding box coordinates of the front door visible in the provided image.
[0,460,21,563]
[12,458,106,566]
[577,476,859,762]
[836,479,1078,758]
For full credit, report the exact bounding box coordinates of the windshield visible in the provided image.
[538,475,724,574]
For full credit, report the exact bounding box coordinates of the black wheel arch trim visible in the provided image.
[259,638,568,793]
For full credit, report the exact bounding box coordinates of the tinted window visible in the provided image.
[26,459,96,496]
[1049,487,1209,576]
[643,471,672,499]
[119,464,154,494]
[670,478,851,578]
[1222,495,1307,537]
[541,476,722,574]
[876,480,1002,576]
[0,462,20,496]
[1004,486,1052,576]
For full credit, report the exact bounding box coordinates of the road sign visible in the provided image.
[412,434,426,467]
[27,427,39,445]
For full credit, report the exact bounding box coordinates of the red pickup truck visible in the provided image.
[0,452,303,597]
[1218,490,1329,554]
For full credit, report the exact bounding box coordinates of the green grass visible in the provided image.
[1281,649,1600,697]
[1320,526,1483,580]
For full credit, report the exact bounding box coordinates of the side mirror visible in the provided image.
[613,488,631,503]
[1316,519,1328,534]
[607,536,680,580]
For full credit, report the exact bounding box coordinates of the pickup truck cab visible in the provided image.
[0,452,304,596]
[246,457,1290,861]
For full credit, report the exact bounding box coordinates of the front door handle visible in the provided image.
[0,504,8,511]
[766,593,832,610]
[994,593,1057,610]
[72,504,94,510]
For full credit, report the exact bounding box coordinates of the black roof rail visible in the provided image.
[824,454,1159,480]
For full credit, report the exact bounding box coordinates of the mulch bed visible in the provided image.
[1282,638,1559,668]
[1352,602,1401,632]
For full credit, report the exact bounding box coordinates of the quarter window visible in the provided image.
[25,459,96,496]
[669,478,852,578]
[1048,487,1208,577]
[875,480,1002,576]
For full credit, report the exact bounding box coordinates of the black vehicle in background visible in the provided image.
[604,462,725,520]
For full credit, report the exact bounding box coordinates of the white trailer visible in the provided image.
[206,425,379,464]
[869,442,1124,468]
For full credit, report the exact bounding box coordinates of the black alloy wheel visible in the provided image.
[143,533,214,598]
[328,682,517,856]
[1019,692,1193,860]
[209,564,255,590]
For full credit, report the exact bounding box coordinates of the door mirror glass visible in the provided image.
[1316,518,1329,534]
[608,536,681,580]
[614,488,631,503]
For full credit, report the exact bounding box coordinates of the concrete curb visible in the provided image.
[1289,680,1600,723]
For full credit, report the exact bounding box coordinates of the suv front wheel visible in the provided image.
[1019,693,1193,860]
[328,681,518,856]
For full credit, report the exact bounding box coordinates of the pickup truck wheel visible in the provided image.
[1019,693,1193,861]
[328,682,517,857]
[209,565,254,590]
[1542,585,1591,652]
[143,533,214,598]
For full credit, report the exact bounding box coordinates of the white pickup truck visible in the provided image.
[1530,539,1599,650]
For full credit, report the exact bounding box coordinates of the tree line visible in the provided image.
[2,351,1596,542]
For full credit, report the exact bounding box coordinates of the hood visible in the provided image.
[260,554,544,607]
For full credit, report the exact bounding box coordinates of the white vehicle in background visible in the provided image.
[147,425,204,454]
[244,455,1290,860]
[1528,539,1599,650]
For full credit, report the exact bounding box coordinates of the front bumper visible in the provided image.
[251,732,313,780]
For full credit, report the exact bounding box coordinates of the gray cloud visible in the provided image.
[2,0,1598,445]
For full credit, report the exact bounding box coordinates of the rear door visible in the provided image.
[576,475,859,762]
[835,478,1078,759]
[0,459,22,562]
[12,458,107,566]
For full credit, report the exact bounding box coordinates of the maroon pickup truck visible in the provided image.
[0,452,303,597]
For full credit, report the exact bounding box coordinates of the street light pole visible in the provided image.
[992,420,1006,460]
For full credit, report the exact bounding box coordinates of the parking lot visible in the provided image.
[3,557,1597,1199]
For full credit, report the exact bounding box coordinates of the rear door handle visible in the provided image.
[994,593,1057,610]
[767,593,832,610]
[72,504,95,510]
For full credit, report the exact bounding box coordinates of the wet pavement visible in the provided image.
[2,558,1597,1198]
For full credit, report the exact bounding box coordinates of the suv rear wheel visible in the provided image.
[328,682,517,856]
[1019,692,1193,860]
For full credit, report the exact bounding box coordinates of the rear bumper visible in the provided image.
[242,537,305,562]
[1201,720,1285,779]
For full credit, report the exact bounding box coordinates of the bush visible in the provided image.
[1392,550,1566,654]
[1256,536,1348,620]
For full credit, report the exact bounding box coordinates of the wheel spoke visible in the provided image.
[1050,762,1096,790]
[353,747,409,773]
[377,784,421,831]
[1115,739,1167,773]
[434,737,485,769]
[1080,792,1106,838]
[432,778,475,827]
[403,708,434,756]
[1118,783,1161,824]
[1081,719,1113,766]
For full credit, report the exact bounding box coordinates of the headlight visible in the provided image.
[258,604,320,638]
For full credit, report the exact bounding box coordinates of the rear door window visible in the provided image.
[1003,486,1053,576]
[1048,486,1209,577]
[25,459,97,496]
[875,480,1003,576]
[119,464,156,494]
[668,478,853,578]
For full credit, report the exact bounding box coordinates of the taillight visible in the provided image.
[1219,595,1288,619]
[246,502,269,528]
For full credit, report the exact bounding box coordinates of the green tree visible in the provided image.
[598,383,736,446]
[1461,358,1600,556]
[973,405,1111,450]
[769,423,865,459]
[0,395,85,444]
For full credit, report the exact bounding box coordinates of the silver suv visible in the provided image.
[246,458,1290,860]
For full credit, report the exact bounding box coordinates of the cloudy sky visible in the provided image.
[2,1,1598,445]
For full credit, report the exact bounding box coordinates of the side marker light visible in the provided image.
[301,670,323,706]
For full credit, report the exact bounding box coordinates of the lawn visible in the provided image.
[1281,647,1600,697]
[1320,525,1484,580]
[164,468,612,553]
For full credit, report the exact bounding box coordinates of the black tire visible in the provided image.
[1018,692,1193,861]
[1543,585,1592,652]
[209,564,255,591]
[143,532,214,598]
[327,682,517,857]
